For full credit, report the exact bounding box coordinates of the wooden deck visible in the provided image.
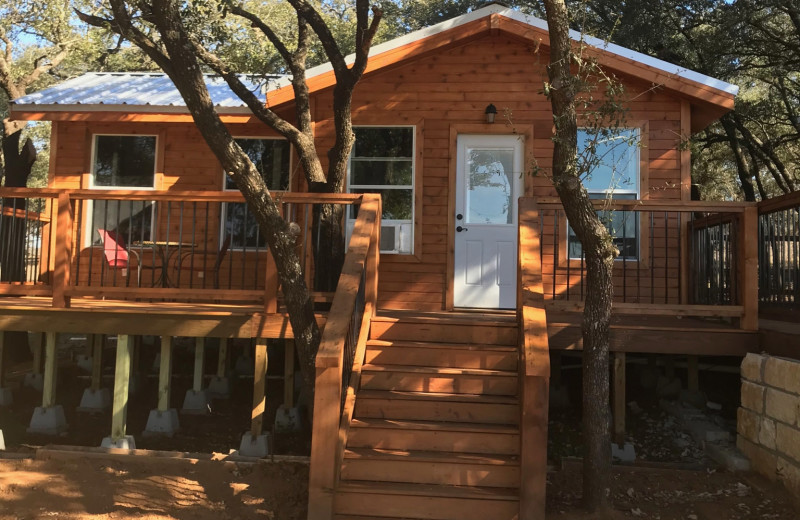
[0,296,326,339]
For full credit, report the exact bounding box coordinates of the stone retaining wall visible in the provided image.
[738,353,800,498]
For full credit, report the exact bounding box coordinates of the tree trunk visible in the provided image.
[311,201,346,293]
[541,0,615,512]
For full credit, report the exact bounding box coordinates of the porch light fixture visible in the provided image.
[485,103,497,124]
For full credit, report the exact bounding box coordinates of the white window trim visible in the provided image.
[86,133,158,248]
[347,125,416,255]
[221,136,292,251]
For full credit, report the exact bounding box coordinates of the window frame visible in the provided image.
[559,123,650,267]
[220,136,293,251]
[85,133,159,248]
[347,124,417,256]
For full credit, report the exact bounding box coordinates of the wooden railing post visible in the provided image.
[517,198,550,520]
[264,249,278,314]
[52,192,73,308]
[739,206,758,330]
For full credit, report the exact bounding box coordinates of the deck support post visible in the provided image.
[284,340,295,409]
[275,339,301,433]
[78,334,110,413]
[240,338,269,457]
[181,337,209,415]
[613,352,626,447]
[0,333,11,406]
[687,355,699,392]
[23,332,44,391]
[91,335,104,392]
[144,336,179,437]
[101,334,134,449]
[208,338,231,399]
[27,332,67,435]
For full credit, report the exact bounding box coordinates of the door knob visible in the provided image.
[456,226,468,232]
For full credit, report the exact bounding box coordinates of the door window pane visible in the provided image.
[466,148,514,225]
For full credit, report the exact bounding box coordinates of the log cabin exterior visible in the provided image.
[1,5,797,520]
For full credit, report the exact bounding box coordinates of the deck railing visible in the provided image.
[517,198,550,519]
[0,191,57,296]
[533,198,758,328]
[758,191,800,310]
[308,193,380,520]
[0,187,362,310]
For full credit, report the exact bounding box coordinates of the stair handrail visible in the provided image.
[517,197,550,519]
[308,193,381,520]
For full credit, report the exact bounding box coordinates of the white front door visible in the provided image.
[454,134,523,309]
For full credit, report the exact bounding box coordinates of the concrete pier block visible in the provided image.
[207,376,231,399]
[143,409,180,437]
[27,405,68,435]
[0,388,13,407]
[23,373,43,392]
[611,442,636,463]
[77,388,111,413]
[274,405,302,433]
[180,389,210,415]
[76,354,93,373]
[101,435,136,450]
[239,432,270,458]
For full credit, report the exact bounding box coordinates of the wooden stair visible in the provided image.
[334,312,521,519]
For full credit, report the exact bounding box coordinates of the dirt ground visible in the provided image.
[0,452,797,520]
[0,454,309,520]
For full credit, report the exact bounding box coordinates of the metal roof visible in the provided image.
[12,72,287,113]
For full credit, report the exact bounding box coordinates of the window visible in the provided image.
[568,128,640,260]
[348,127,415,254]
[89,135,157,246]
[222,138,291,249]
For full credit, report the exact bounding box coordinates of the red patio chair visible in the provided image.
[97,228,159,287]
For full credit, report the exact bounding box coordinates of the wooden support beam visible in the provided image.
[217,339,228,378]
[613,352,626,447]
[111,335,132,442]
[193,337,205,393]
[251,338,268,438]
[42,332,58,408]
[687,355,699,392]
[264,252,278,314]
[284,340,295,409]
[32,333,44,375]
[158,336,173,412]
[90,335,103,392]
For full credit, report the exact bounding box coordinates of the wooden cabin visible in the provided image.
[2,5,797,520]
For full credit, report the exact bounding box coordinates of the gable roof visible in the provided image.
[11,5,737,131]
